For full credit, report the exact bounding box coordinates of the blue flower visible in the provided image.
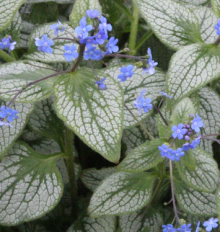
[0,121,13,128]
[98,16,112,34]
[84,47,103,60]
[172,123,187,140]
[158,144,173,159]
[86,9,101,18]
[143,48,158,75]
[191,113,203,133]
[106,37,119,53]
[170,148,185,161]
[0,106,18,122]
[177,224,191,232]
[196,222,200,232]
[134,89,146,113]
[203,218,218,231]
[80,36,97,48]
[162,224,176,232]
[75,17,93,39]
[0,37,16,51]
[95,78,107,90]
[63,45,78,61]
[117,65,134,82]
[50,20,65,35]
[182,142,196,151]
[35,35,53,54]
[214,19,220,35]
[95,31,108,45]
[160,92,172,99]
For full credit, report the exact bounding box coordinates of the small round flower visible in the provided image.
[35,34,53,54]
[185,135,190,141]
[143,48,158,75]
[172,123,187,140]
[191,113,203,133]
[158,144,173,159]
[0,36,16,51]
[117,65,134,82]
[95,78,107,90]
[159,92,172,99]
[80,36,97,48]
[214,19,220,35]
[83,47,103,60]
[177,224,191,232]
[134,89,146,114]
[95,31,108,45]
[50,20,65,35]
[86,9,101,18]
[99,16,112,34]
[0,106,18,122]
[106,37,119,53]
[63,45,78,61]
[162,224,177,232]
[75,17,93,39]
[170,148,185,161]
[203,218,218,232]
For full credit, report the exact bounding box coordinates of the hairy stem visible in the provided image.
[169,160,180,224]
[152,103,169,126]
[70,44,86,72]
[0,50,15,62]
[124,103,154,140]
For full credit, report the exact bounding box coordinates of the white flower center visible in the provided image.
[194,122,197,126]
[125,72,129,76]
[177,129,181,133]
[103,23,107,27]
[83,27,87,32]
[44,42,48,46]
[97,35,101,38]
[3,42,7,45]
[67,50,71,54]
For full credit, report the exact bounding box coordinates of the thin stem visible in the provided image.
[152,103,169,126]
[124,103,154,140]
[201,134,220,137]
[202,137,220,144]
[7,70,68,107]
[65,127,77,219]
[169,160,180,224]
[70,44,86,72]
[215,36,220,46]
[0,50,15,62]
[135,30,153,51]
[116,56,123,67]
[0,89,19,94]
[129,0,139,55]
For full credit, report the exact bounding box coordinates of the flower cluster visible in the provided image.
[133,89,152,115]
[214,19,220,35]
[159,114,203,161]
[143,48,158,75]
[162,217,218,232]
[0,36,16,52]
[0,106,19,128]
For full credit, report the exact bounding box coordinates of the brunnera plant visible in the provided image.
[1,0,220,232]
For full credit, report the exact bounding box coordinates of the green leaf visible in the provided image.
[170,97,195,125]
[0,0,25,31]
[176,0,209,5]
[212,0,220,17]
[67,213,116,232]
[180,149,196,171]
[0,61,56,103]
[26,22,77,63]
[215,185,220,220]
[119,208,163,232]
[81,167,116,192]
[199,87,220,153]
[176,147,219,192]
[118,139,165,173]
[174,179,217,216]
[136,0,202,50]
[88,172,156,217]
[122,115,159,156]
[53,68,124,163]
[104,64,166,129]
[0,142,64,226]
[0,102,34,160]
[167,44,220,106]
[69,0,102,28]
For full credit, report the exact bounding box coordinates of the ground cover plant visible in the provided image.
[1,0,220,231]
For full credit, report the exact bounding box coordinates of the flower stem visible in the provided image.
[129,0,139,55]
[152,103,169,126]
[124,103,154,140]
[70,44,86,72]
[135,30,153,51]
[0,49,15,62]
[169,159,180,224]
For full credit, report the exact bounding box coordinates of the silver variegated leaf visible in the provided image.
[212,0,220,17]
[136,0,202,50]
[176,0,209,4]
[81,167,116,192]
[0,0,25,31]
[25,0,73,3]
[119,208,163,232]
[53,68,124,163]
[118,139,165,173]
[69,0,102,28]
[104,64,166,129]
[0,102,34,160]
[167,44,220,106]
[176,147,219,193]
[0,61,56,103]
[199,87,220,153]
[20,130,42,142]
[88,172,156,217]
[0,142,64,226]
[174,180,217,216]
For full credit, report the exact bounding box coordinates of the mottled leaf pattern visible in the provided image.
[167,44,220,106]
[104,65,166,128]
[0,102,34,160]
[176,147,219,192]
[53,68,124,163]
[25,0,73,3]
[212,0,220,17]
[174,180,217,216]
[136,0,202,50]
[81,167,116,192]
[118,139,165,173]
[88,172,155,217]
[0,142,64,226]
[0,61,56,103]
[69,0,102,28]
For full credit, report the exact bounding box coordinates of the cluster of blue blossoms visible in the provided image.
[162,218,218,232]
[0,36,16,52]
[0,106,18,128]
